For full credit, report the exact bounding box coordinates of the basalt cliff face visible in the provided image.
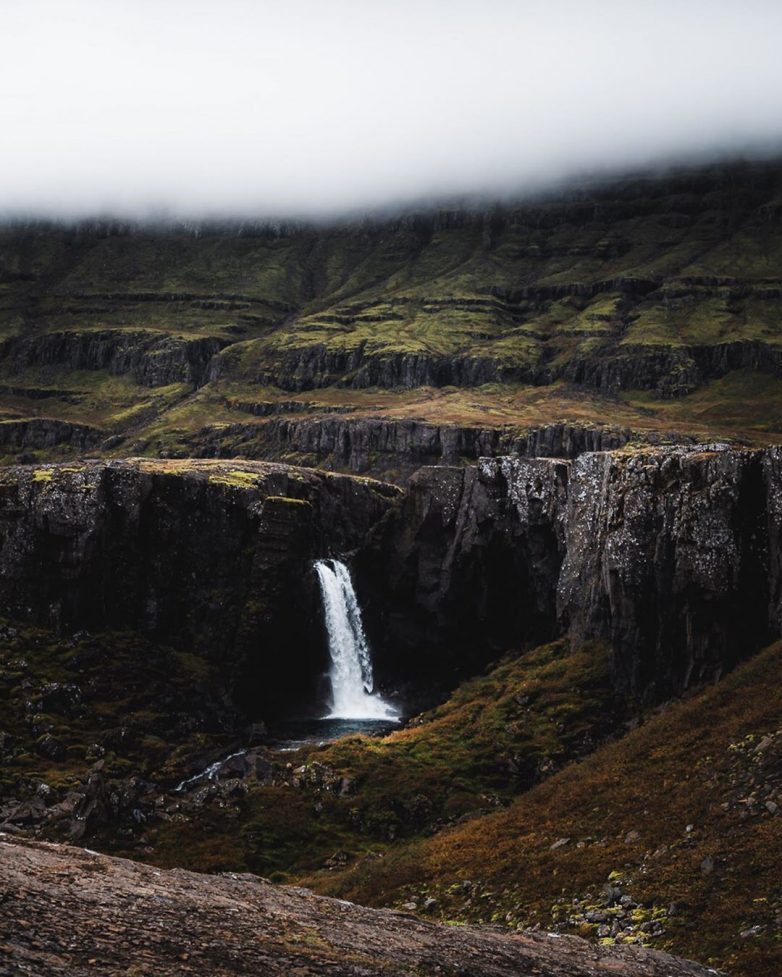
[0,452,778,977]
[2,160,782,977]
[1,159,782,475]
[0,330,228,388]
[556,447,775,695]
[181,415,671,482]
[0,459,399,716]
[0,445,778,711]
[364,444,781,701]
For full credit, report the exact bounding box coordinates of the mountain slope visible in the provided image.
[1,160,782,477]
[312,641,782,977]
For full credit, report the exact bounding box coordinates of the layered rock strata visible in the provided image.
[0,446,779,706]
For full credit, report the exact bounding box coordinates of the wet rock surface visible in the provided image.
[0,836,719,977]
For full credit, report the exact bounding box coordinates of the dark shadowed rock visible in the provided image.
[359,457,569,687]
[1,446,782,707]
[0,418,102,453]
[368,444,782,702]
[0,458,400,717]
[557,446,777,697]
[180,415,689,483]
[0,330,229,388]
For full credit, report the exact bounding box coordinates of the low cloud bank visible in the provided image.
[2,0,781,218]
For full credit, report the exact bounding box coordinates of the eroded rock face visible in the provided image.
[557,447,775,698]
[361,458,569,688]
[0,418,102,452]
[249,343,536,391]
[367,445,782,702]
[0,446,781,708]
[183,416,661,481]
[0,836,719,977]
[0,459,400,716]
[564,338,782,398]
[0,330,228,387]
[195,415,517,476]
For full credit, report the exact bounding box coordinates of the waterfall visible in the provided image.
[314,559,398,720]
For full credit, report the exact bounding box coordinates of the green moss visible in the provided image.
[1,163,781,468]
[0,620,229,800]
[208,469,261,488]
[264,495,312,506]
[143,639,621,885]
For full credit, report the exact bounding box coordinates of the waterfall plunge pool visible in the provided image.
[272,558,401,748]
[268,716,401,752]
[174,559,401,789]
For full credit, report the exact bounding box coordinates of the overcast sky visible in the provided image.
[1,0,781,218]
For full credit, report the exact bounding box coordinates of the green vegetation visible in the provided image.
[2,160,782,977]
[0,622,231,799]
[142,640,621,877]
[207,468,263,489]
[0,161,781,472]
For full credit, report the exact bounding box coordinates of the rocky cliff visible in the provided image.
[365,445,781,702]
[161,415,691,484]
[0,445,778,710]
[0,459,400,716]
[238,331,782,398]
[0,447,776,977]
[0,418,102,453]
[358,459,569,692]
[1,160,782,471]
[556,447,775,696]
[0,330,227,387]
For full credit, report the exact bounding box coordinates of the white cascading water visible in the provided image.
[314,559,398,720]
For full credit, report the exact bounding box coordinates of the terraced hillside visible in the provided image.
[2,159,782,478]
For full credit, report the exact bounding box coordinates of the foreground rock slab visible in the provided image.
[0,837,718,977]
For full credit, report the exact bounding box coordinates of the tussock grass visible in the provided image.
[314,642,782,977]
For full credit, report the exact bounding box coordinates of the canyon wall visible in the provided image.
[237,334,782,398]
[175,416,688,483]
[0,445,778,712]
[0,331,228,388]
[367,445,781,702]
[0,459,400,716]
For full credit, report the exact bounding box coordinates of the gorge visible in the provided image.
[0,442,773,714]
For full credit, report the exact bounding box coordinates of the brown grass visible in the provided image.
[311,642,782,977]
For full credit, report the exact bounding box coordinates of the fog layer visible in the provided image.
[2,0,781,218]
